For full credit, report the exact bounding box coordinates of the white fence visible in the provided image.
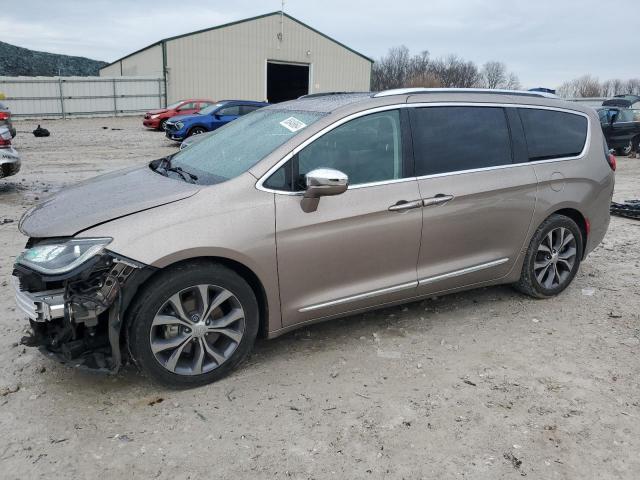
[0,76,165,118]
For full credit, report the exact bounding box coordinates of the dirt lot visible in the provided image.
[0,117,639,479]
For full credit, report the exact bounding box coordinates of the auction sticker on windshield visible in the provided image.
[279,116,307,132]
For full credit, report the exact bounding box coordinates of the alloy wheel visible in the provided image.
[149,284,245,375]
[534,227,577,290]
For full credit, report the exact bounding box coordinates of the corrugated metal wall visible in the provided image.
[99,44,164,78]
[122,44,164,77]
[164,14,371,102]
[0,77,164,117]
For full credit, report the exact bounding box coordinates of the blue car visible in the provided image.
[164,100,269,141]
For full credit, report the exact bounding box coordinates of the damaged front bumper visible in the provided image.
[13,247,154,372]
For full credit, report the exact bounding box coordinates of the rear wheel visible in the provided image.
[615,140,633,156]
[188,126,207,137]
[128,262,259,388]
[515,214,583,298]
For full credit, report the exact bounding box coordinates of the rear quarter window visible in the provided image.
[518,108,588,161]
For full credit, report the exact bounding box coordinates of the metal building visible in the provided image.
[99,11,372,105]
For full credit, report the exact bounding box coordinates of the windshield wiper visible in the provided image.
[167,166,198,183]
[153,157,198,183]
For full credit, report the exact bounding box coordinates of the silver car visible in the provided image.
[12,89,615,387]
[0,127,20,178]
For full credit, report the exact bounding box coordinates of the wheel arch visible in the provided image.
[122,256,271,342]
[552,207,588,256]
[187,124,208,136]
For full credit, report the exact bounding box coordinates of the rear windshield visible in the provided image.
[518,108,588,161]
[169,109,325,184]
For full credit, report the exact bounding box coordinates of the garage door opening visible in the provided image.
[267,62,309,103]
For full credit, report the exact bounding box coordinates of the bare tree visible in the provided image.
[371,45,413,90]
[557,75,602,98]
[625,78,640,95]
[481,61,506,89]
[372,46,520,91]
[480,61,521,90]
[429,55,481,88]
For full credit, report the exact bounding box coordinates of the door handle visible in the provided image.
[423,194,454,207]
[388,200,423,212]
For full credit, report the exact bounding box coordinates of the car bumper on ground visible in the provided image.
[0,147,21,178]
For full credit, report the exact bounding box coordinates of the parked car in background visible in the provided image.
[165,100,269,141]
[602,95,640,109]
[143,99,215,131]
[179,130,214,150]
[0,102,16,138]
[598,107,640,155]
[0,127,20,178]
[13,90,613,387]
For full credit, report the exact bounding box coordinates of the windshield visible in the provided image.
[198,103,226,115]
[167,109,325,185]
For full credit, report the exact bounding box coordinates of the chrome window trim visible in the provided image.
[255,102,591,195]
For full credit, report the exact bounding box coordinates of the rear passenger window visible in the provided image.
[518,109,587,161]
[411,107,512,176]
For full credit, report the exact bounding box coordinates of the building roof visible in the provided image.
[100,11,373,71]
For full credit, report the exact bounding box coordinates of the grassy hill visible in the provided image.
[0,41,107,76]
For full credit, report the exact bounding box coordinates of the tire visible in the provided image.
[615,140,633,156]
[159,119,168,131]
[127,261,259,388]
[188,126,207,137]
[514,214,583,299]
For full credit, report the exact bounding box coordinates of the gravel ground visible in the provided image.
[0,117,639,479]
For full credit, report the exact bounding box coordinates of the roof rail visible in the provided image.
[298,92,369,99]
[373,88,559,99]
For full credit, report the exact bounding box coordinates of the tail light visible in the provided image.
[0,137,11,148]
[607,153,617,171]
[0,112,8,121]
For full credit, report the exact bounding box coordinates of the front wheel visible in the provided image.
[159,119,168,131]
[188,126,207,137]
[127,262,259,388]
[514,214,583,299]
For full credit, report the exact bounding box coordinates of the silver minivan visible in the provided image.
[13,89,615,387]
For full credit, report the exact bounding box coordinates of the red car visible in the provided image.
[143,99,215,130]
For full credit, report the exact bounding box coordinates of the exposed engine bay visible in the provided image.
[13,239,154,371]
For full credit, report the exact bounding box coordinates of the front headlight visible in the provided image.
[16,238,112,275]
[175,121,184,130]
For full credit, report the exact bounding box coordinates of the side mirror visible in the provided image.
[301,168,348,213]
[304,168,349,198]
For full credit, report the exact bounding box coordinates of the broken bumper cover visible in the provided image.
[13,276,64,322]
[13,247,155,372]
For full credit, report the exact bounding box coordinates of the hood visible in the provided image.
[168,113,200,123]
[147,109,169,115]
[19,165,200,238]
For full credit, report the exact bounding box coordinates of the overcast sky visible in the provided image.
[2,0,634,88]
